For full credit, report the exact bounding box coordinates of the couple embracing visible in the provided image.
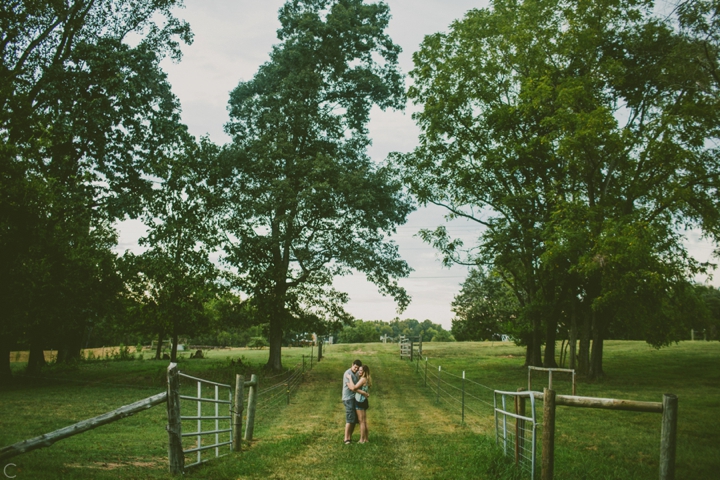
[342,359,372,444]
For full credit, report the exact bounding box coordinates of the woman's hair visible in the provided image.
[359,365,372,387]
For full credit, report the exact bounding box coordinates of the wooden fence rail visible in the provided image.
[0,391,167,461]
[535,388,677,480]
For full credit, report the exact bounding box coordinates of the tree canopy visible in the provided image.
[394,0,720,376]
[0,0,192,378]
[220,0,413,370]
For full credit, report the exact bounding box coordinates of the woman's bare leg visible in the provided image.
[356,410,367,442]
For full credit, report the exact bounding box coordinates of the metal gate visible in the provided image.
[178,372,233,468]
[494,389,539,479]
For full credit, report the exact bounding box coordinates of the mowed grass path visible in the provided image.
[197,343,514,479]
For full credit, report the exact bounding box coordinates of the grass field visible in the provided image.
[1,341,718,479]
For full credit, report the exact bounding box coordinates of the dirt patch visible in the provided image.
[66,460,159,470]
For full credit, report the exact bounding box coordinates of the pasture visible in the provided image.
[1,341,718,479]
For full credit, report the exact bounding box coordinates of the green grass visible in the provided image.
[1,341,718,479]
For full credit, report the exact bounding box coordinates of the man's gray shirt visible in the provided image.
[342,368,358,400]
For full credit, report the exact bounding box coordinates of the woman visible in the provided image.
[354,365,371,443]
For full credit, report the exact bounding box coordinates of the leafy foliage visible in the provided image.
[394,0,720,375]
[220,0,412,370]
[0,0,193,376]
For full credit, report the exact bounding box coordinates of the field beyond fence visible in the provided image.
[2,340,719,479]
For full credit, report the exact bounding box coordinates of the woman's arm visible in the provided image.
[351,377,366,392]
[354,379,369,397]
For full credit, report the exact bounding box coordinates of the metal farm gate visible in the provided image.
[177,372,234,468]
[494,389,540,480]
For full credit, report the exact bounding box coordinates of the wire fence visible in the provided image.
[494,390,541,480]
[409,356,539,478]
[255,354,314,415]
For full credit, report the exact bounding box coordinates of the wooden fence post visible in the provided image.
[318,340,322,361]
[542,388,556,480]
[659,393,678,480]
[244,374,258,442]
[410,340,414,362]
[233,375,244,452]
[166,363,184,475]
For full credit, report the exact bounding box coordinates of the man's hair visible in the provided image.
[353,359,362,367]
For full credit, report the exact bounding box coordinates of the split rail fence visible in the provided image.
[0,354,318,475]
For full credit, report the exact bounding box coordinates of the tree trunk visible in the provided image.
[266,315,284,372]
[0,334,12,382]
[543,316,558,368]
[531,315,542,367]
[589,310,605,379]
[577,311,591,376]
[26,337,46,375]
[56,326,84,364]
[524,343,533,367]
[155,327,165,360]
[569,299,578,370]
[170,325,179,362]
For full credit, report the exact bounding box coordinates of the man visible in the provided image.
[342,359,363,444]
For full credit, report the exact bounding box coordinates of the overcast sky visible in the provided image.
[116,0,718,330]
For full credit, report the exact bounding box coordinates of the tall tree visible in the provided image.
[451,268,520,342]
[395,0,720,376]
[0,0,192,377]
[123,138,223,362]
[221,0,412,371]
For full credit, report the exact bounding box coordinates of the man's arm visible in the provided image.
[345,373,357,391]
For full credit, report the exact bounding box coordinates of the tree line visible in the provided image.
[2,0,719,382]
[336,318,455,344]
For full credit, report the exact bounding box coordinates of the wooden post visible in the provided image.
[572,371,576,396]
[528,368,532,392]
[310,345,314,369]
[233,375,244,452]
[542,388,556,480]
[659,393,678,480]
[410,340,414,362]
[244,374,258,442]
[549,370,553,391]
[516,387,526,466]
[318,340,322,361]
[166,363,184,475]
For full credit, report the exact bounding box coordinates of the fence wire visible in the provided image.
[409,356,538,479]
